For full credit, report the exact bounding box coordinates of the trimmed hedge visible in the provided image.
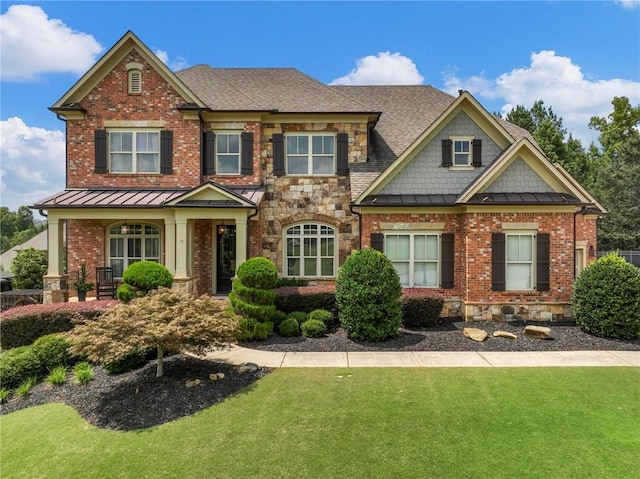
[401,289,445,327]
[236,258,278,290]
[31,333,72,371]
[301,319,326,338]
[0,300,118,350]
[274,284,336,314]
[0,346,41,390]
[122,261,173,293]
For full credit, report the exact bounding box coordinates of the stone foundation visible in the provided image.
[463,302,572,322]
[172,277,198,296]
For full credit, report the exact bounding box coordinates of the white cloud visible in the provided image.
[616,0,639,9]
[444,51,640,145]
[0,117,65,212]
[154,49,189,72]
[330,52,424,85]
[0,5,103,81]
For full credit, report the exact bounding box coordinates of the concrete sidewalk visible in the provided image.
[204,346,640,368]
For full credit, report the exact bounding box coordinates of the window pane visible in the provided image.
[137,153,159,172]
[111,154,133,172]
[304,224,317,235]
[312,136,323,154]
[145,238,159,259]
[393,262,410,286]
[507,236,520,261]
[145,225,160,235]
[313,156,333,174]
[287,156,308,174]
[507,264,532,290]
[228,134,239,153]
[110,259,124,278]
[415,263,438,287]
[110,238,124,257]
[320,258,334,276]
[287,258,300,276]
[287,238,300,257]
[128,238,142,259]
[217,134,228,153]
[320,237,334,256]
[519,236,533,261]
[304,258,317,276]
[387,235,410,260]
[287,225,300,235]
[304,238,317,257]
[218,155,240,174]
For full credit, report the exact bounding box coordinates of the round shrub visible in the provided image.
[122,261,173,293]
[271,310,288,327]
[573,253,640,340]
[309,309,334,328]
[301,319,326,338]
[278,318,301,337]
[0,346,40,390]
[31,333,72,371]
[335,248,402,342]
[288,311,308,324]
[116,283,138,303]
[236,258,278,290]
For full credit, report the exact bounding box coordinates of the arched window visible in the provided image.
[108,223,161,278]
[285,223,336,277]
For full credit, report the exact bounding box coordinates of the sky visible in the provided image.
[1,1,639,216]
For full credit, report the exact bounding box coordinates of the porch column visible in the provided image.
[46,217,64,276]
[235,217,247,268]
[164,219,176,275]
[175,219,188,278]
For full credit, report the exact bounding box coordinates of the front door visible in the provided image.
[216,225,236,293]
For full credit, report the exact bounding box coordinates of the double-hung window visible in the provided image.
[108,224,161,278]
[506,234,534,290]
[285,224,336,277]
[286,134,335,175]
[109,131,160,173]
[452,137,472,166]
[385,233,439,287]
[216,133,241,174]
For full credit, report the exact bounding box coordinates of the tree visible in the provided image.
[589,96,640,165]
[11,248,48,289]
[0,206,46,254]
[69,288,240,377]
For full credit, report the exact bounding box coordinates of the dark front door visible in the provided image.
[216,225,236,293]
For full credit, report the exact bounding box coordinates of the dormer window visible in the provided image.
[441,137,482,168]
[453,137,472,166]
[126,62,143,94]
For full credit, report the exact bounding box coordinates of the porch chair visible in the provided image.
[96,266,117,300]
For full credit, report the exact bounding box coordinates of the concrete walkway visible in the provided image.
[204,346,640,368]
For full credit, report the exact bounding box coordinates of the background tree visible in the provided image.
[10,248,48,289]
[69,288,240,377]
[589,96,640,165]
[0,206,46,254]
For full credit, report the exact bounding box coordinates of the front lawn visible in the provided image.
[1,367,639,478]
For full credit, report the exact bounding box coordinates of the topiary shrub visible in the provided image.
[0,346,40,390]
[335,248,402,341]
[122,261,173,293]
[31,333,72,371]
[116,283,138,303]
[301,319,326,338]
[288,311,308,324]
[278,318,301,337]
[236,257,278,290]
[573,253,640,340]
[401,289,445,327]
[308,309,334,328]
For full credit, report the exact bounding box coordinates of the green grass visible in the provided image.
[1,368,639,479]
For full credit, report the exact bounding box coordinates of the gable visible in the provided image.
[166,182,256,208]
[379,111,503,195]
[483,157,552,193]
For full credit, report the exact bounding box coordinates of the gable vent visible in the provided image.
[128,70,142,94]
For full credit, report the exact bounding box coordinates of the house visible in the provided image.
[34,31,605,321]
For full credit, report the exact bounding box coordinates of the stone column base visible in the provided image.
[43,275,69,304]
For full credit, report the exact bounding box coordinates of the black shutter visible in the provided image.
[441,233,455,289]
[273,133,285,176]
[94,130,107,174]
[160,130,173,174]
[472,139,482,167]
[441,139,452,167]
[371,233,384,252]
[536,233,550,291]
[241,132,254,175]
[492,233,506,291]
[336,132,349,176]
[203,131,215,175]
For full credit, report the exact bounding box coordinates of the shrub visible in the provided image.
[270,310,288,327]
[229,292,276,322]
[32,333,72,371]
[0,346,41,390]
[116,283,138,303]
[236,258,279,290]
[401,289,445,327]
[73,362,94,384]
[232,280,276,305]
[10,248,47,289]
[335,248,402,341]
[0,388,9,403]
[573,253,640,340]
[238,318,273,341]
[15,376,37,397]
[301,319,326,338]
[308,309,334,328]
[274,285,336,314]
[0,300,117,350]
[122,261,173,293]
[275,277,309,287]
[45,365,68,386]
[104,346,151,374]
[288,311,308,324]
[278,318,301,337]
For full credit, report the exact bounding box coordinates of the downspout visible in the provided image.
[55,113,68,276]
[349,203,362,250]
[246,206,259,260]
[197,110,205,185]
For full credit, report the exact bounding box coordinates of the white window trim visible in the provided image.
[108,129,161,174]
[106,223,163,279]
[284,222,337,278]
[214,131,242,175]
[450,136,473,169]
[505,232,536,291]
[384,231,441,288]
[285,132,336,176]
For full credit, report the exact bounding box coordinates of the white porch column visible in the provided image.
[235,217,247,268]
[164,219,176,275]
[46,216,64,276]
[175,219,188,278]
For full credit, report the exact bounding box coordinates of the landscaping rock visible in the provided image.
[209,373,218,381]
[494,331,517,340]
[216,372,225,379]
[185,379,201,388]
[463,328,488,342]
[524,325,552,340]
[234,362,259,374]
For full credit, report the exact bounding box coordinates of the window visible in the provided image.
[452,137,472,166]
[109,131,160,173]
[285,224,336,277]
[506,234,534,290]
[216,133,241,174]
[108,224,161,278]
[286,134,335,175]
[385,233,439,287]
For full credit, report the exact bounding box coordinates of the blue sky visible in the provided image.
[1,1,639,214]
